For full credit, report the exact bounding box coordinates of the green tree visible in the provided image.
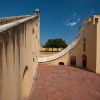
[43,39,55,51]
[43,38,68,51]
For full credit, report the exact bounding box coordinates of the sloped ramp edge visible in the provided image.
[0,15,38,33]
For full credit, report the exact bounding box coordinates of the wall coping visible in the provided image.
[0,15,38,33]
[0,15,31,19]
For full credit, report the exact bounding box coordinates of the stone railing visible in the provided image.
[0,15,37,33]
[38,20,88,62]
[0,15,32,25]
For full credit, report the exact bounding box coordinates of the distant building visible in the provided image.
[39,47,64,58]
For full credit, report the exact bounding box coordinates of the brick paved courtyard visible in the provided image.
[29,65,100,100]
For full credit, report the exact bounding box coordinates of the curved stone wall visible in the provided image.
[38,19,88,63]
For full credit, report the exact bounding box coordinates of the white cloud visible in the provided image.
[66,21,77,27]
[77,18,80,21]
[73,13,76,17]
[65,13,80,27]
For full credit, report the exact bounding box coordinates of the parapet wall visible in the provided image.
[39,52,59,58]
[0,15,32,25]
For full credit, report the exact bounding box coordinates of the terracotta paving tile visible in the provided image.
[28,65,100,100]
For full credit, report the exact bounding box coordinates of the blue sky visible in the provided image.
[0,0,100,45]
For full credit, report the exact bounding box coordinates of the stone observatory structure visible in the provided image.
[39,15,100,74]
[0,9,40,100]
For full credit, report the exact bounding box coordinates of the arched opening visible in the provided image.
[70,56,76,66]
[22,66,29,98]
[82,55,87,68]
[59,62,64,65]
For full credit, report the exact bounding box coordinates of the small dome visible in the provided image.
[34,8,40,15]
[35,8,40,12]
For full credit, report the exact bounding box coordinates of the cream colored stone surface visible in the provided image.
[0,10,40,100]
[39,52,59,58]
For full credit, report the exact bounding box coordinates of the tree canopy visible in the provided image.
[43,38,68,51]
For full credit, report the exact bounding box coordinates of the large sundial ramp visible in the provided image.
[38,15,100,74]
[38,19,88,63]
[0,9,40,100]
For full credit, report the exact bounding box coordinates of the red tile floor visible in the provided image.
[28,65,100,100]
